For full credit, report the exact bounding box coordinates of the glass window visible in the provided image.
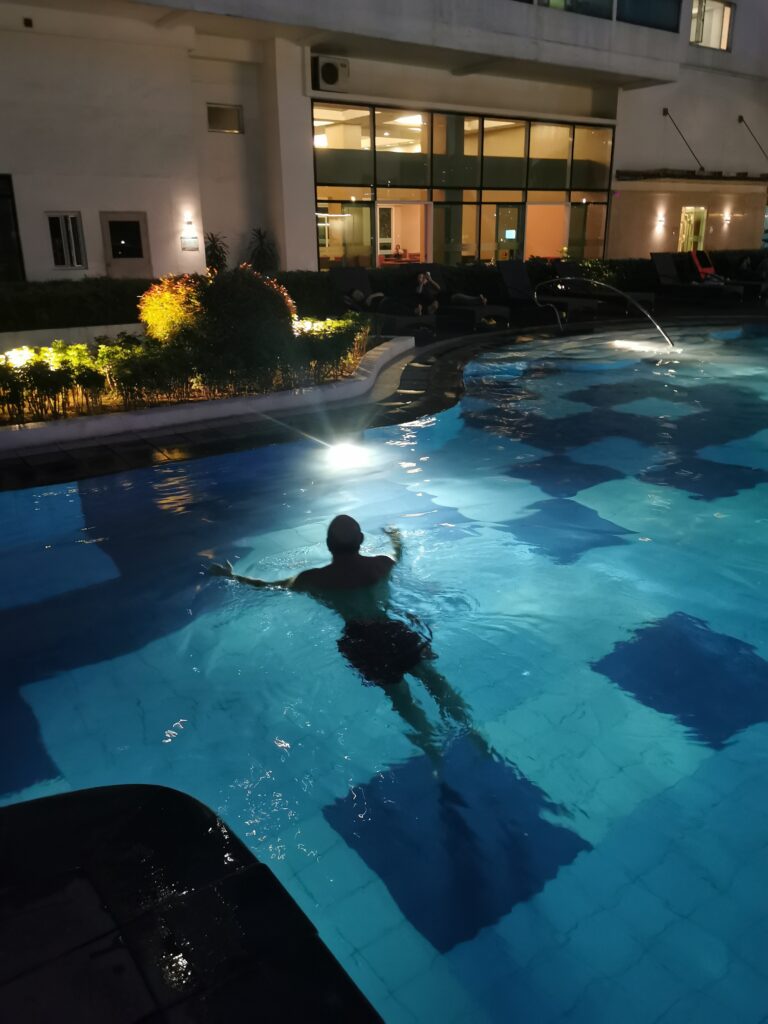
[432,205,479,266]
[690,0,733,48]
[570,191,610,203]
[48,212,86,268]
[207,104,243,133]
[524,202,570,260]
[316,185,373,201]
[528,124,573,189]
[482,119,527,188]
[528,191,569,202]
[313,104,374,185]
[568,202,607,258]
[316,201,373,269]
[376,187,429,201]
[108,220,142,259]
[480,204,523,263]
[481,190,524,203]
[538,0,612,17]
[571,127,613,190]
[617,0,682,32]
[432,114,481,188]
[375,109,430,186]
[432,189,478,202]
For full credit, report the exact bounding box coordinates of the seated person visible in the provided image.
[345,287,387,311]
[413,271,441,315]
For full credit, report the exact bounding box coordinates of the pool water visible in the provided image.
[2,324,768,1023]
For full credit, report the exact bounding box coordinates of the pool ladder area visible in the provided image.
[533,277,675,349]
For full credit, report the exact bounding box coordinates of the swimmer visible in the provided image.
[209,515,486,761]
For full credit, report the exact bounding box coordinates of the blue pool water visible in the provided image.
[2,324,768,1022]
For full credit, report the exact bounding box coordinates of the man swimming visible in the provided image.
[209,515,483,760]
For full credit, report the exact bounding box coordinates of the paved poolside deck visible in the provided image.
[0,785,382,1023]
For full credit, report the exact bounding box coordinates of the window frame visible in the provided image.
[206,103,244,134]
[47,211,87,269]
[690,0,735,50]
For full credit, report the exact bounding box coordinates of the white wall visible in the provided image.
[192,57,266,267]
[614,67,768,176]
[0,3,206,280]
[260,38,318,271]
[328,53,618,122]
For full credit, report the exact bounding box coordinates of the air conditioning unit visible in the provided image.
[311,55,350,93]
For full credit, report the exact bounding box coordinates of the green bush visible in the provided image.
[188,265,296,392]
[292,314,370,385]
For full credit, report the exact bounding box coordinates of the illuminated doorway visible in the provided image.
[678,206,707,252]
[376,203,430,266]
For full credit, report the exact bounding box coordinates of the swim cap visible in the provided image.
[327,515,363,552]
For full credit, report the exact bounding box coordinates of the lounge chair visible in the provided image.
[424,264,510,331]
[692,249,764,300]
[651,253,742,304]
[554,260,656,313]
[497,259,600,323]
[329,266,436,337]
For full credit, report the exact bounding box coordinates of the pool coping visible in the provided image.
[1,312,765,492]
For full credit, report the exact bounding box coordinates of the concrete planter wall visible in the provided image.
[0,323,142,355]
[0,336,415,454]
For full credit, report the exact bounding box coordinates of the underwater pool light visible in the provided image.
[611,339,680,355]
[323,442,370,470]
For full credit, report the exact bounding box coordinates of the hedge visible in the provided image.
[0,277,151,333]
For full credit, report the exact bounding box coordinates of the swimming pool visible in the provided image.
[2,322,768,1023]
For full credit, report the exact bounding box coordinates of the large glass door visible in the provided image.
[678,207,707,252]
[480,203,524,262]
[0,175,25,282]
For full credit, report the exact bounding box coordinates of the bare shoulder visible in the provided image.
[291,567,324,591]
[370,554,396,578]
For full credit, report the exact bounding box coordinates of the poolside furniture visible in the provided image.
[424,264,510,330]
[693,249,766,301]
[554,259,656,313]
[329,265,437,337]
[497,258,601,322]
[651,252,743,304]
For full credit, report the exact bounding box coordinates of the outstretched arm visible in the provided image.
[383,526,404,563]
[208,560,294,589]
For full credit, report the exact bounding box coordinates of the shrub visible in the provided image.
[189,265,296,392]
[204,232,229,274]
[138,273,205,343]
[292,314,370,384]
[246,228,279,274]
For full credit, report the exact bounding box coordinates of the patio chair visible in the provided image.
[651,252,742,304]
[329,266,436,338]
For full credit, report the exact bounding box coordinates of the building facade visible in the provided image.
[0,0,766,282]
